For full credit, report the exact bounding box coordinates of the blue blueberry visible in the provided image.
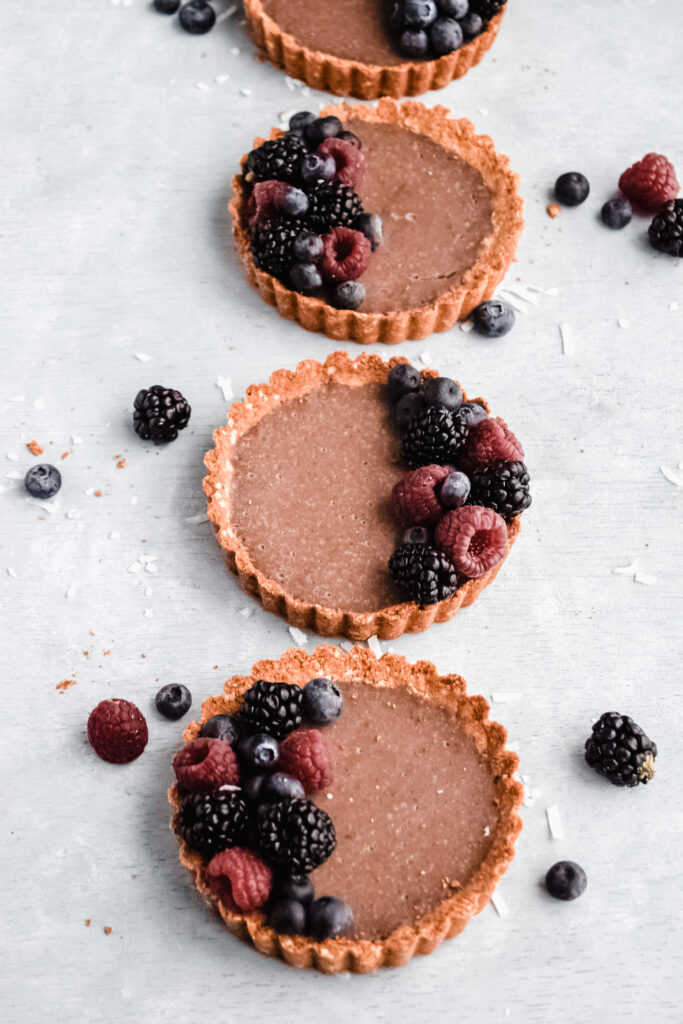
[554,172,590,207]
[301,152,336,185]
[395,391,426,431]
[268,898,307,935]
[302,678,343,725]
[458,11,483,38]
[155,684,192,720]
[199,713,240,744]
[545,861,587,901]
[399,28,430,58]
[305,116,342,147]
[471,299,515,338]
[332,281,366,310]
[262,772,306,802]
[439,471,471,509]
[439,0,469,16]
[337,130,362,150]
[429,17,463,54]
[294,230,324,263]
[289,111,317,135]
[422,376,463,413]
[154,0,180,12]
[178,1,216,34]
[601,197,632,230]
[401,525,430,545]
[290,262,323,293]
[403,0,439,28]
[238,733,279,773]
[24,464,61,499]
[242,773,268,803]
[279,186,309,218]
[278,874,315,905]
[387,362,421,399]
[307,897,353,940]
[355,212,383,251]
[456,401,488,426]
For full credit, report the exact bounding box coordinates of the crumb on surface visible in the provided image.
[56,679,76,694]
[103,926,112,936]
[546,203,561,219]
[26,440,44,456]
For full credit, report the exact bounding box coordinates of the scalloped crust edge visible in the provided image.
[169,644,524,973]
[203,350,522,642]
[229,98,524,345]
[243,1,506,100]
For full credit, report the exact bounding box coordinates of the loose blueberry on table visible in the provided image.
[24,463,61,499]
[390,0,507,60]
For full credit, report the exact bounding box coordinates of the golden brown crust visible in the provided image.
[203,350,522,641]
[229,99,524,344]
[244,1,505,100]
[169,644,524,973]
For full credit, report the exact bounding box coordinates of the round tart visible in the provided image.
[229,99,523,344]
[244,0,507,100]
[203,351,528,642]
[169,644,523,973]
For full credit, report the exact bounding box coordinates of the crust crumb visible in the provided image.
[56,679,76,694]
[546,203,561,219]
[26,440,44,456]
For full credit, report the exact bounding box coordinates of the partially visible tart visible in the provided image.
[169,644,523,973]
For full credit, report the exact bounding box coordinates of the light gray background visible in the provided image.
[2,1,682,1021]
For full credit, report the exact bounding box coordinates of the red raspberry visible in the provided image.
[278,729,334,792]
[247,180,292,228]
[435,505,508,579]
[462,417,523,471]
[391,464,454,526]
[317,137,365,189]
[320,228,372,282]
[619,154,679,213]
[173,737,240,793]
[87,699,148,764]
[206,848,272,913]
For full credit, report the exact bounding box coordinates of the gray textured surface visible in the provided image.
[2,1,682,1021]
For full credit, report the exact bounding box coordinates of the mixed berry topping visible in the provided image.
[199,713,241,744]
[435,505,508,578]
[390,0,506,60]
[545,861,587,902]
[24,463,61,500]
[278,729,335,793]
[173,737,241,793]
[206,848,273,913]
[389,542,459,605]
[88,698,149,764]
[133,386,191,443]
[585,712,657,788]
[177,791,250,855]
[238,680,303,739]
[469,460,531,519]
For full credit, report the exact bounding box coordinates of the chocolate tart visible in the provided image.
[169,644,523,973]
[229,99,523,345]
[244,0,506,100]
[204,351,522,642]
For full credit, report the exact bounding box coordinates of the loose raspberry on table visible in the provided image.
[391,464,454,526]
[619,153,679,213]
[320,227,372,282]
[317,137,365,189]
[435,505,508,579]
[172,737,240,793]
[461,416,523,470]
[87,699,148,764]
[206,848,272,913]
[278,729,334,793]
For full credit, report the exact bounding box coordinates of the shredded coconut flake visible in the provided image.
[418,351,432,366]
[670,301,679,311]
[459,319,474,333]
[6,470,23,480]
[109,530,120,540]
[214,73,230,84]
[196,82,209,91]
[135,353,152,362]
[67,509,81,520]
[289,626,307,645]
[367,635,382,658]
[128,562,143,574]
[634,572,656,586]
[216,376,234,401]
[6,453,18,461]
[26,497,58,514]
[216,4,237,22]
[186,512,209,524]
[238,607,254,618]
[71,435,83,445]
[339,641,354,652]
[7,568,18,578]
[559,322,573,355]
[546,804,564,839]
[66,582,77,599]
[240,87,252,97]
[144,609,153,618]
[490,890,510,917]
[7,395,25,402]
[490,692,523,703]
[660,465,683,487]
[230,46,241,56]
[618,318,630,329]
[612,560,637,575]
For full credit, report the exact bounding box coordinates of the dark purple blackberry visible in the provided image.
[256,798,336,873]
[251,220,304,276]
[306,181,364,232]
[389,543,458,606]
[244,134,308,185]
[239,680,303,740]
[133,386,191,442]
[469,460,531,519]
[469,0,506,20]
[648,199,683,257]
[585,712,657,787]
[176,791,249,855]
[400,406,469,467]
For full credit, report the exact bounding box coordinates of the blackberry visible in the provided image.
[245,134,307,185]
[176,791,249,856]
[389,543,458,606]
[401,406,469,467]
[256,798,336,874]
[306,181,364,233]
[648,199,683,257]
[469,0,506,20]
[251,220,303,277]
[585,712,657,787]
[133,385,191,442]
[469,460,531,519]
[239,680,303,740]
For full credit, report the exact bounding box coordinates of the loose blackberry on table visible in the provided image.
[585,712,657,787]
[133,385,191,443]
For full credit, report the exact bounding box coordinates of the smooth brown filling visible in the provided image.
[229,382,404,612]
[260,0,405,66]
[312,680,499,939]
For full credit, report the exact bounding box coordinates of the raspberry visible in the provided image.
[391,464,453,526]
[435,505,508,579]
[247,180,294,228]
[278,729,334,793]
[317,137,365,189]
[87,699,149,764]
[206,848,272,913]
[461,417,523,470]
[320,228,372,282]
[172,737,240,793]
[619,153,679,213]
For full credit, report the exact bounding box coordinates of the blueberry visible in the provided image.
[268,898,307,935]
[601,197,632,230]
[398,28,430,58]
[199,713,240,744]
[332,281,366,310]
[24,464,61,499]
[429,17,463,55]
[305,116,342,147]
[355,212,383,251]
[422,376,463,412]
[456,401,488,426]
[178,1,216,34]
[395,391,426,431]
[307,896,353,940]
[458,11,483,38]
[401,525,430,545]
[238,733,279,773]
[545,861,587,901]
[278,186,309,218]
[387,362,421,399]
[337,130,362,150]
[262,772,306,802]
[290,262,323,293]
[439,0,469,16]
[154,0,180,12]
[289,111,317,135]
[155,684,192,720]
[471,299,515,338]
[242,773,268,802]
[277,874,315,906]
[302,678,343,725]
[294,230,324,263]
[301,152,336,185]
[403,0,439,28]
[439,470,471,509]
[554,172,590,207]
